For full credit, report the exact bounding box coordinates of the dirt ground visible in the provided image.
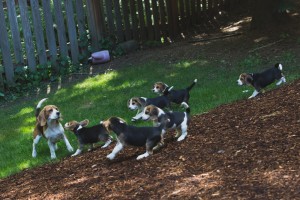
[1,10,300,200]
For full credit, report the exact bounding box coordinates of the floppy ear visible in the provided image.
[136,98,146,107]
[79,119,89,127]
[245,75,253,85]
[37,109,47,127]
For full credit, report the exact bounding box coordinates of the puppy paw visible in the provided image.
[177,135,186,141]
[107,153,115,160]
[67,146,74,152]
[131,118,137,122]
[32,151,37,158]
[137,152,150,160]
[51,155,57,159]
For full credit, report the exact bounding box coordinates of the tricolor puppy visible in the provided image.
[152,79,197,105]
[141,102,190,142]
[237,63,286,98]
[32,98,73,159]
[101,117,168,160]
[64,119,112,156]
[128,96,170,121]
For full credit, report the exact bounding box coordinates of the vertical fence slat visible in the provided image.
[65,0,79,63]
[121,0,132,40]
[19,0,36,71]
[129,0,139,40]
[151,0,160,41]
[41,0,57,64]
[86,0,100,50]
[185,0,191,27]
[75,0,87,38]
[6,0,24,65]
[53,0,68,57]
[105,0,115,37]
[30,0,47,65]
[0,0,14,84]
[137,0,146,41]
[144,0,154,40]
[113,0,124,42]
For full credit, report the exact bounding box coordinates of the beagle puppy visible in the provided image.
[141,102,190,142]
[32,98,73,159]
[237,63,286,98]
[127,96,170,121]
[101,117,168,160]
[152,79,197,105]
[64,119,112,156]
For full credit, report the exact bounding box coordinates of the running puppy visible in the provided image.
[32,98,73,159]
[237,63,286,98]
[141,102,190,142]
[128,96,170,121]
[64,119,112,156]
[152,79,197,104]
[101,117,168,160]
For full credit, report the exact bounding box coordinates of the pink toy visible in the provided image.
[88,50,110,64]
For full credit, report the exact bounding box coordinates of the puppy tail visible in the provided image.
[275,63,283,71]
[186,79,197,91]
[181,102,190,114]
[35,98,48,117]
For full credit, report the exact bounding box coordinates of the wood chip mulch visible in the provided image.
[1,80,300,200]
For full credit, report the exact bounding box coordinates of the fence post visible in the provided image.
[65,0,79,64]
[0,0,14,84]
[19,0,36,71]
[6,0,24,66]
[41,0,58,65]
[30,0,47,65]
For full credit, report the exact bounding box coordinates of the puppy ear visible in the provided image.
[137,98,146,107]
[79,119,89,127]
[245,75,253,84]
[37,109,47,127]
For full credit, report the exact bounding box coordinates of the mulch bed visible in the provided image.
[1,79,299,199]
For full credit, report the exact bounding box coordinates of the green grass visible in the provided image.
[1,53,300,179]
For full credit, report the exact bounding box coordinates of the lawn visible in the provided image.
[0,51,299,179]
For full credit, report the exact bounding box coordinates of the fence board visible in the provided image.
[0,0,14,84]
[129,0,139,40]
[113,0,124,42]
[151,0,160,41]
[86,0,100,50]
[53,0,68,56]
[144,0,154,40]
[42,0,57,64]
[121,0,132,40]
[137,0,146,41]
[6,0,23,65]
[30,0,47,65]
[104,0,115,36]
[19,0,36,71]
[75,0,87,38]
[65,0,79,63]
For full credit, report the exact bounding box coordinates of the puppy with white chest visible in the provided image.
[152,79,197,105]
[237,63,286,98]
[141,102,190,142]
[128,96,170,121]
[64,119,112,156]
[32,98,73,159]
[101,117,168,160]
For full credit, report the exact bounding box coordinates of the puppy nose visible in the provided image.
[57,112,60,116]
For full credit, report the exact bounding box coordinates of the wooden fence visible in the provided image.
[0,0,228,87]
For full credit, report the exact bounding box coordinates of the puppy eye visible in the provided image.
[156,86,159,89]
[132,102,135,105]
[49,109,53,112]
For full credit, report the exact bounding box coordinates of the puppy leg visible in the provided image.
[132,112,143,121]
[137,143,154,160]
[177,125,188,142]
[72,143,84,156]
[249,90,259,99]
[62,134,74,152]
[107,142,123,160]
[276,77,286,85]
[48,140,57,159]
[88,144,94,151]
[32,134,42,158]
[101,138,112,148]
[153,130,165,150]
